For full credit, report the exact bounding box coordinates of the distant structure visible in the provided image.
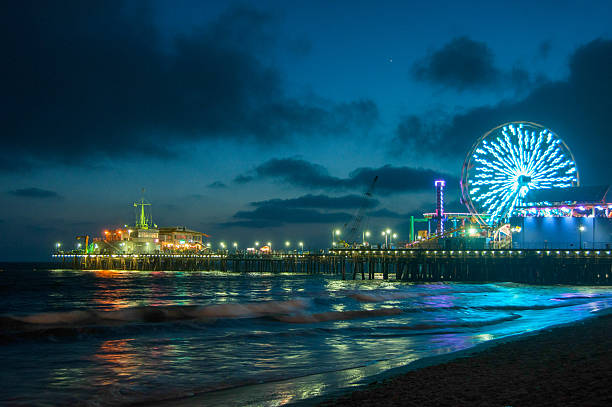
[434,180,446,235]
[461,122,579,225]
[85,192,209,255]
[412,121,612,250]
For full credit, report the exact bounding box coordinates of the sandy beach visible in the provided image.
[320,313,612,406]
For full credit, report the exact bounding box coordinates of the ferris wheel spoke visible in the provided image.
[462,122,578,225]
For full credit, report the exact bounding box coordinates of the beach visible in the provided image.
[321,313,612,406]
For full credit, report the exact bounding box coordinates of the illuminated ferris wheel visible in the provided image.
[461,121,579,225]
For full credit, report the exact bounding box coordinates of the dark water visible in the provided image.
[1,264,611,406]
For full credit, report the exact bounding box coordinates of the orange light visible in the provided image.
[104,230,109,234]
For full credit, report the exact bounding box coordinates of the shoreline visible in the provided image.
[316,311,612,406]
[148,308,612,407]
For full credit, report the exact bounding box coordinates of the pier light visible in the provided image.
[386,228,391,234]
[335,229,341,236]
[77,243,81,248]
[233,242,238,248]
[255,241,259,247]
[220,242,226,248]
[285,241,290,247]
[365,231,371,237]
[579,225,586,232]
[381,231,386,236]
[55,242,61,249]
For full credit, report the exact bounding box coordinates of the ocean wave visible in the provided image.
[272,308,402,323]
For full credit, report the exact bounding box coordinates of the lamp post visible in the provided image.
[233,242,238,253]
[579,225,585,249]
[363,230,370,246]
[392,233,397,246]
[55,242,61,253]
[267,242,272,253]
[332,229,341,247]
[299,241,304,253]
[285,241,290,253]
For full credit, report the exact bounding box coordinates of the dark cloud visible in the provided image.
[207,181,227,189]
[223,206,352,228]
[538,40,552,59]
[396,38,612,185]
[8,187,61,199]
[412,37,499,90]
[251,194,379,209]
[1,1,378,171]
[367,208,406,218]
[233,174,255,184]
[242,158,455,195]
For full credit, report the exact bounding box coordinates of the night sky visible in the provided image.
[2,0,612,261]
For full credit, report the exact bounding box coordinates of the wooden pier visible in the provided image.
[52,248,612,285]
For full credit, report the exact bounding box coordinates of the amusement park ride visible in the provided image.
[393,121,609,250]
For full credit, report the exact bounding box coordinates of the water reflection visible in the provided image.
[2,268,612,407]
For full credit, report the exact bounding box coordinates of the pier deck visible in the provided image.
[52,248,612,285]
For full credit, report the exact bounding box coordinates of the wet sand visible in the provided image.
[320,313,612,406]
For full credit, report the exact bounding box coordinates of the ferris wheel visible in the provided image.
[461,121,579,225]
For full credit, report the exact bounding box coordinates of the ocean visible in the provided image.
[1,263,611,406]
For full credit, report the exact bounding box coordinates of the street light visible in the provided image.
[299,241,304,252]
[579,225,586,249]
[332,229,341,246]
[255,241,259,247]
[55,242,61,252]
[382,230,390,248]
[363,230,370,245]
[233,242,238,252]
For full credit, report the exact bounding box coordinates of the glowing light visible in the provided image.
[461,122,578,225]
[579,226,586,232]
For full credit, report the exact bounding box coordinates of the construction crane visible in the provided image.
[340,175,378,246]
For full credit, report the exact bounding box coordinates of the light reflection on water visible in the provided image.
[0,268,611,406]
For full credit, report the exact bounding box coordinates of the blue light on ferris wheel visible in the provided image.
[460,122,579,225]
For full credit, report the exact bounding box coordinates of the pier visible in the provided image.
[53,248,612,285]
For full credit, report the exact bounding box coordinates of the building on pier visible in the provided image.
[84,193,209,255]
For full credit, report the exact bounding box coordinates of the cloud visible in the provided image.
[412,36,537,93]
[241,158,455,195]
[8,187,61,199]
[412,37,500,90]
[367,208,406,218]
[222,206,352,228]
[395,38,612,184]
[538,40,552,59]
[251,194,379,209]
[207,181,227,189]
[1,2,378,171]
[233,174,254,184]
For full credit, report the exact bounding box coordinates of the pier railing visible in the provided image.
[52,248,612,285]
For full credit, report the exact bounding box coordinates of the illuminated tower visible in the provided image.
[435,180,445,235]
[134,189,153,229]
